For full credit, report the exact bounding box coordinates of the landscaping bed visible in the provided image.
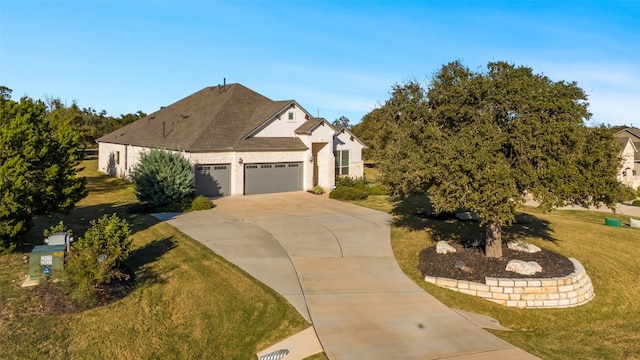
[418,241,575,283]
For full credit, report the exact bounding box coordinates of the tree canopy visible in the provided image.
[369,61,627,257]
[0,90,87,251]
[332,115,351,129]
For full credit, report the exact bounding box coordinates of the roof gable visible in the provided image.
[614,128,640,142]
[97,84,304,151]
[335,127,368,148]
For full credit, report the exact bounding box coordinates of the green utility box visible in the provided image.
[28,245,66,281]
[604,217,622,227]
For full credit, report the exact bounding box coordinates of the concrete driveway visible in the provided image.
[162,192,538,360]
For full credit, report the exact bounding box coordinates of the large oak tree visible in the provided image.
[372,61,627,257]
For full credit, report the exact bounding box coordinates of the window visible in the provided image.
[335,150,349,176]
[116,151,120,165]
[288,112,294,122]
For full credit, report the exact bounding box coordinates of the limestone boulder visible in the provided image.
[436,241,456,254]
[507,241,541,253]
[506,260,542,275]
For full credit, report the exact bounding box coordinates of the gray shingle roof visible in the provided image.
[97,84,307,151]
[295,118,327,134]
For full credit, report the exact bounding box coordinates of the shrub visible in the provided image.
[637,186,640,197]
[329,186,368,200]
[44,221,72,239]
[335,176,356,187]
[189,195,214,211]
[130,149,194,208]
[632,200,640,207]
[619,185,638,202]
[64,214,132,300]
[312,185,325,195]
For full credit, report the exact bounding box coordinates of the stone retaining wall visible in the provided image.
[424,258,594,309]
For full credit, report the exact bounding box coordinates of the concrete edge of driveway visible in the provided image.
[256,326,323,360]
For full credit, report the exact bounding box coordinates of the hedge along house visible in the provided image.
[96,83,366,196]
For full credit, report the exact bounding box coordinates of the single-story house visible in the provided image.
[613,128,640,189]
[96,83,366,196]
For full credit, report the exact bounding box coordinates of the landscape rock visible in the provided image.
[506,260,543,275]
[454,260,465,269]
[507,241,541,253]
[455,212,480,221]
[436,241,457,254]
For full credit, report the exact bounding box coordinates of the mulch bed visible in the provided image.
[24,266,136,316]
[418,241,575,283]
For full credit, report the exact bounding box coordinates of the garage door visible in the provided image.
[244,162,303,195]
[195,164,231,197]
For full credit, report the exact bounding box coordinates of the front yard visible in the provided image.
[0,158,308,359]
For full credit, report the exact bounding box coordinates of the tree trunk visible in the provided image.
[485,220,502,258]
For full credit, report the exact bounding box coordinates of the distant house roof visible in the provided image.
[614,128,640,162]
[614,128,640,142]
[97,83,307,151]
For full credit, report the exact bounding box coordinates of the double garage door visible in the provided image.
[194,162,303,196]
[244,162,303,195]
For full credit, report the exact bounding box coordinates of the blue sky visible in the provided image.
[1,0,638,127]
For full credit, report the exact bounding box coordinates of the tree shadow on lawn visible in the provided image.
[390,194,557,246]
[126,236,178,287]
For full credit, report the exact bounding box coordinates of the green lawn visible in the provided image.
[349,194,640,360]
[0,158,309,359]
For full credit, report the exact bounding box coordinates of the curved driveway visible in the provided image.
[163,192,538,360]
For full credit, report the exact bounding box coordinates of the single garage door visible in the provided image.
[195,164,231,197]
[244,162,303,195]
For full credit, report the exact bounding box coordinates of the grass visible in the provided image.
[349,194,640,359]
[0,157,309,359]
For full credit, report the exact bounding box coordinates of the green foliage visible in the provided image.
[0,91,87,251]
[329,186,368,200]
[632,200,640,207]
[312,185,325,195]
[45,97,145,149]
[188,196,214,211]
[43,221,72,239]
[130,149,195,207]
[369,61,628,256]
[335,176,356,187]
[637,186,640,197]
[618,186,638,202]
[65,214,132,300]
[332,115,350,129]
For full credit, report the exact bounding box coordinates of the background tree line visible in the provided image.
[43,95,146,149]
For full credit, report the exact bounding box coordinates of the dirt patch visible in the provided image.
[418,241,575,283]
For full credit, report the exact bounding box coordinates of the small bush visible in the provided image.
[335,176,356,187]
[65,214,132,301]
[312,186,325,195]
[632,200,640,207]
[329,186,368,200]
[44,221,72,238]
[189,195,213,211]
[637,186,640,197]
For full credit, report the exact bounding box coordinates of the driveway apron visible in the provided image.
[164,193,538,360]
